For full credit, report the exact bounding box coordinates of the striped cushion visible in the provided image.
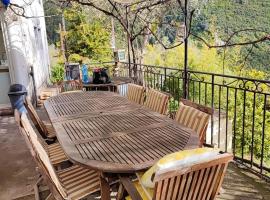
[127,84,145,104]
[144,89,169,115]
[175,103,210,143]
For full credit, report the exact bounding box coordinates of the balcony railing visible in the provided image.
[114,62,270,181]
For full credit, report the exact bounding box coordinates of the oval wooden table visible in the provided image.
[44,91,199,199]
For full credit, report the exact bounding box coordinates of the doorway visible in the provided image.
[0,26,11,105]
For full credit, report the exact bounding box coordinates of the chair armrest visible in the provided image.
[119,176,143,200]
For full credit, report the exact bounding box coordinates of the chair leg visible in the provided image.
[34,177,43,200]
[99,172,111,200]
[45,193,54,200]
[116,183,125,200]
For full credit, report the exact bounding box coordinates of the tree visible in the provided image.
[55,0,171,77]
[43,0,62,45]
[64,4,112,62]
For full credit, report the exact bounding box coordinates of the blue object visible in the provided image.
[8,84,28,114]
[1,0,10,7]
[81,64,89,83]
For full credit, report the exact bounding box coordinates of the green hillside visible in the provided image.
[201,0,270,72]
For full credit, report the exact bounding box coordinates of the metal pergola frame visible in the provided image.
[122,0,189,98]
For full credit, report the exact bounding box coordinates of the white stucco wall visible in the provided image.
[0,0,50,98]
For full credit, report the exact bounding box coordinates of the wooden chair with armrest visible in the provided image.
[118,152,233,200]
[175,98,214,147]
[19,112,101,200]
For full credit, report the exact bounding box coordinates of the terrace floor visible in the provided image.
[0,111,270,200]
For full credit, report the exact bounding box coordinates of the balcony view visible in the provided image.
[0,0,270,199]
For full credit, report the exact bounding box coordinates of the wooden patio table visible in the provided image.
[44,91,199,199]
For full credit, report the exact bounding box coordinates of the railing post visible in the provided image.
[211,75,215,146]
[183,0,189,99]
[125,6,131,78]
[183,70,188,99]
[164,68,167,91]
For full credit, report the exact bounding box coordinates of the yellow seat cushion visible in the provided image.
[126,172,154,200]
[141,148,219,188]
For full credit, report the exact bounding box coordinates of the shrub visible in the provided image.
[50,64,65,84]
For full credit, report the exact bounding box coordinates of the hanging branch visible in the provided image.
[8,2,64,18]
[147,27,184,49]
[238,44,255,74]
[191,29,270,49]
[176,0,185,13]
[8,3,28,18]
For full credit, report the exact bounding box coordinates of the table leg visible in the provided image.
[99,172,111,200]
[116,183,124,200]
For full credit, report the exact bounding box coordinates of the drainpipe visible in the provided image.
[29,66,37,107]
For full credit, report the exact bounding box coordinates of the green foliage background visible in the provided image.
[199,0,270,73]
[64,5,112,62]
[143,43,270,170]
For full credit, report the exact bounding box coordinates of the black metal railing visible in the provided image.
[117,62,270,180]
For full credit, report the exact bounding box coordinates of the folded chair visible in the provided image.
[24,97,56,139]
[20,113,100,200]
[60,80,84,93]
[15,110,68,167]
[118,149,233,200]
[175,99,213,147]
[127,83,145,105]
[144,89,170,115]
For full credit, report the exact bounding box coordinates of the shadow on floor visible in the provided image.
[0,115,38,200]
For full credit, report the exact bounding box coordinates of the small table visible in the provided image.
[83,77,132,92]
[44,91,199,199]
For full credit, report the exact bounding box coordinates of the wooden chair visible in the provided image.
[144,89,170,115]
[59,80,84,93]
[15,110,68,167]
[24,97,56,139]
[127,83,145,104]
[175,99,213,147]
[118,153,233,200]
[20,113,100,200]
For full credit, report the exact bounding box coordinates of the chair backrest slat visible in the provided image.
[175,99,212,146]
[153,153,232,200]
[25,98,48,138]
[20,114,67,198]
[144,89,170,115]
[127,83,145,104]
